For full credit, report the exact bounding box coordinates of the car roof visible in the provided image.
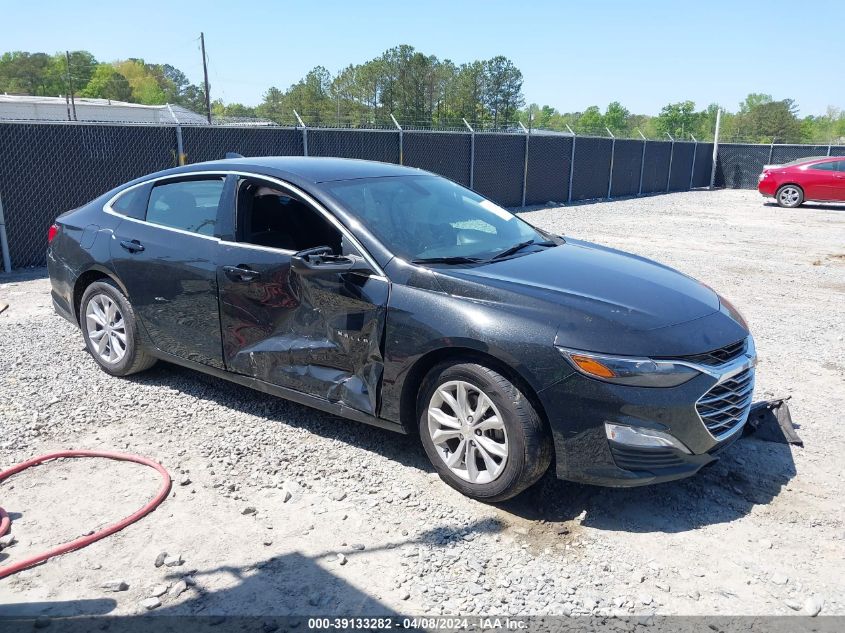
[779,156,839,167]
[181,156,425,183]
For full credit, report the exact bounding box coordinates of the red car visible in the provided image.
[758,156,845,207]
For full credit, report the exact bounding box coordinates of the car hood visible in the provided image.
[429,238,747,356]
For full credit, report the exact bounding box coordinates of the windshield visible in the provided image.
[323,175,546,262]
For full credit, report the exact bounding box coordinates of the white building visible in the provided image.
[0,94,207,124]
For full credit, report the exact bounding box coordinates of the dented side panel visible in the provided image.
[217,243,388,416]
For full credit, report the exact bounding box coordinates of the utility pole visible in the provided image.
[200,32,212,124]
[65,51,77,121]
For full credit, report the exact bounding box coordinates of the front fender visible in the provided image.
[379,282,571,425]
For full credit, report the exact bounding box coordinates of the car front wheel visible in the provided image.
[79,279,157,376]
[418,361,552,502]
[776,184,804,208]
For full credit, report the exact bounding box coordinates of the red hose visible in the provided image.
[0,450,171,579]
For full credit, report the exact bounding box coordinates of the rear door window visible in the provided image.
[146,178,225,236]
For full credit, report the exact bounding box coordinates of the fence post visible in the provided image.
[827,144,832,156]
[519,121,529,207]
[294,109,308,157]
[166,104,186,165]
[566,124,576,203]
[689,134,698,190]
[390,114,403,165]
[637,128,647,196]
[463,118,475,189]
[606,127,616,199]
[709,108,722,189]
[665,132,675,193]
[0,191,12,273]
[768,137,775,165]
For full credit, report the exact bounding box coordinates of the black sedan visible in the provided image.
[47,157,756,501]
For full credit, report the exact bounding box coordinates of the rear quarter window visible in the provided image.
[110,184,150,220]
[808,162,837,171]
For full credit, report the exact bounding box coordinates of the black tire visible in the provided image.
[776,184,804,208]
[79,279,157,376]
[418,361,552,502]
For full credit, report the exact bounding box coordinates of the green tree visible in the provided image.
[578,106,605,135]
[80,64,132,101]
[483,56,523,126]
[0,51,57,95]
[733,94,801,142]
[655,100,698,139]
[604,101,630,136]
[256,86,288,124]
[114,59,166,104]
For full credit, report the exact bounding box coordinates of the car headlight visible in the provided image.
[557,347,700,387]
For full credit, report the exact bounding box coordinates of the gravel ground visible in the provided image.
[0,189,843,618]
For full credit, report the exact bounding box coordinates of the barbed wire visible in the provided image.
[0,110,842,145]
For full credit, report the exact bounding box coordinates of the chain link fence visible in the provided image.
[714,143,845,189]
[2,119,843,270]
[0,122,177,269]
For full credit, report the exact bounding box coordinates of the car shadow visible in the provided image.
[763,201,845,212]
[124,362,433,475]
[0,598,117,618]
[0,552,396,627]
[128,363,796,535]
[499,436,797,533]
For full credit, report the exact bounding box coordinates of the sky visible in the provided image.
[2,0,842,116]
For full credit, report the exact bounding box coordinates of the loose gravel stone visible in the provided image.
[804,597,824,617]
[163,554,184,567]
[140,597,161,611]
[169,580,188,599]
[154,552,168,568]
[100,580,128,592]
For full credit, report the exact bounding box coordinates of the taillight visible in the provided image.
[47,223,60,243]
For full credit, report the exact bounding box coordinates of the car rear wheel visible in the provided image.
[80,279,157,376]
[776,184,803,208]
[418,361,552,502]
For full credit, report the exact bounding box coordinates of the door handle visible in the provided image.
[119,239,145,253]
[223,265,261,282]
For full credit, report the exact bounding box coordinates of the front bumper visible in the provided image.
[538,340,755,487]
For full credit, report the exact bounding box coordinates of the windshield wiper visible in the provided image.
[411,256,484,265]
[490,239,556,261]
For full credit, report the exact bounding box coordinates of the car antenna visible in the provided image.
[225,152,244,159]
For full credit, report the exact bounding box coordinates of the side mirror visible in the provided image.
[291,245,373,276]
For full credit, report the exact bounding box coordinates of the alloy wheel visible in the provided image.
[85,293,127,364]
[778,186,801,207]
[427,380,509,484]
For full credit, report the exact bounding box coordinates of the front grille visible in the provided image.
[696,367,755,438]
[610,445,686,471]
[679,339,747,366]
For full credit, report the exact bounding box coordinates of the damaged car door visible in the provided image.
[216,176,389,415]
